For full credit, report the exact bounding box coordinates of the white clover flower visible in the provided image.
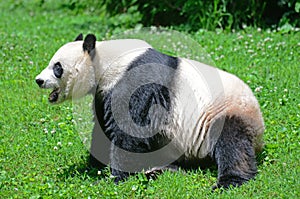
[264,37,271,42]
[43,128,48,134]
[57,142,62,146]
[132,185,138,191]
[237,35,244,40]
[255,86,263,92]
[284,88,288,92]
[282,162,287,167]
[216,45,223,51]
[53,146,58,150]
[51,129,56,134]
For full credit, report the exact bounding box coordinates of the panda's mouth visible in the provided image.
[49,88,60,103]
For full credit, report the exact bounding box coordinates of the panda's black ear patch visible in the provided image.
[74,33,83,41]
[83,34,96,55]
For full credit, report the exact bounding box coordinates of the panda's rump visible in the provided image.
[169,59,264,159]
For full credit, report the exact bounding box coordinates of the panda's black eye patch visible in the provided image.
[53,62,63,78]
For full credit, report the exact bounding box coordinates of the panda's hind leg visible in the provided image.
[213,116,257,189]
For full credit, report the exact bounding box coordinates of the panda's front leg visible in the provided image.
[109,132,141,184]
[109,131,160,184]
[110,140,130,184]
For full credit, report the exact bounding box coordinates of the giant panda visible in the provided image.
[35,33,264,189]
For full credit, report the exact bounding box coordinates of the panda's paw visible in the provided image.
[113,176,124,185]
[111,169,129,184]
[213,176,247,190]
[145,165,179,180]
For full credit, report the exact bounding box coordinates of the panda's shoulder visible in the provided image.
[127,48,180,70]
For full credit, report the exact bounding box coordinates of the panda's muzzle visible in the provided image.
[35,78,61,103]
[36,78,44,87]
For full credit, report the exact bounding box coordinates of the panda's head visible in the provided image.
[35,34,97,104]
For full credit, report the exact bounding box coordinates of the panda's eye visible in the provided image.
[53,62,63,78]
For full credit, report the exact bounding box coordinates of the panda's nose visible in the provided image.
[36,78,44,87]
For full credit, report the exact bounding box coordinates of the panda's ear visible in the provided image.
[83,34,96,55]
[74,33,83,41]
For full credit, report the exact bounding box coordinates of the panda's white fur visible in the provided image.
[36,34,264,189]
[170,58,264,158]
[36,39,151,102]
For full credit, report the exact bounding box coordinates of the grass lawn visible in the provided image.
[0,1,299,198]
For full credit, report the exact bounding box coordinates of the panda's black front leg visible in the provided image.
[110,144,130,184]
[109,129,175,184]
[109,133,145,184]
[213,117,258,189]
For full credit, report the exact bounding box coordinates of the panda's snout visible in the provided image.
[36,78,44,87]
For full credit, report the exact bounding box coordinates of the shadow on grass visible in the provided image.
[57,156,111,182]
[256,145,277,166]
[56,155,219,183]
[57,149,268,186]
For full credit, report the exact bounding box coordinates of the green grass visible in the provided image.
[0,1,299,198]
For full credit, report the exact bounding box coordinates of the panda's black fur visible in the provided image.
[90,49,179,181]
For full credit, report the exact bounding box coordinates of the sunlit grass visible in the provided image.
[0,1,299,198]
